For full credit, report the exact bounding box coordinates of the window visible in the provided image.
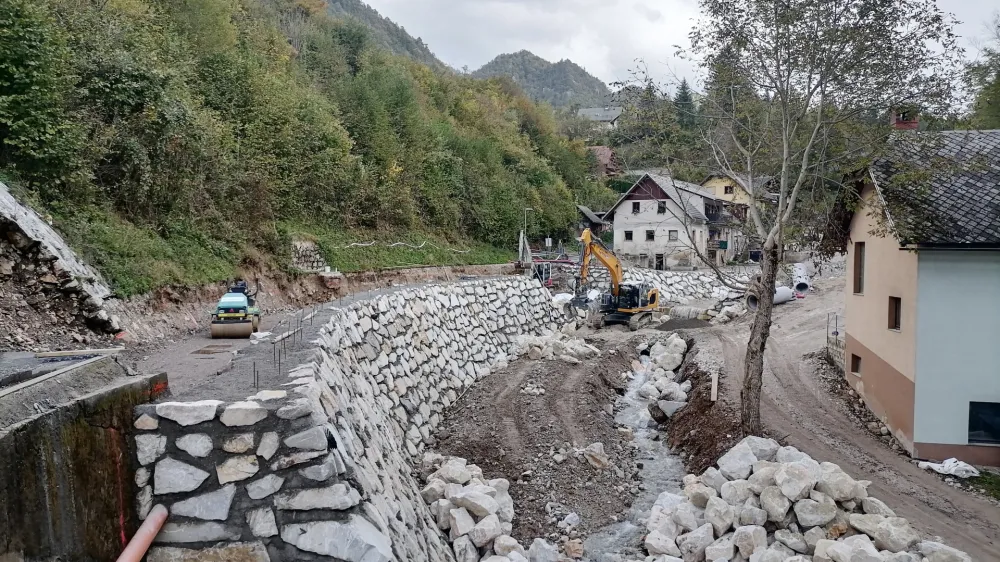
[668,230,679,241]
[657,201,667,214]
[632,202,641,214]
[853,242,866,293]
[969,402,1000,445]
[646,230,655,241]
[624,230,633,241]
[850,354,862,375]
[655,254,664,270]
[638,253,648,267]
[888,297,901,330]
[724,185,734,195]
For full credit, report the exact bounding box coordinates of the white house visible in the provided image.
[603,173,718,269]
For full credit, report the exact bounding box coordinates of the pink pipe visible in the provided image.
[116,505,168,562]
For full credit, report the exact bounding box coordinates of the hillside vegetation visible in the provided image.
[473,51,612,108]
[0,0,615,296]
[326,0,446,70]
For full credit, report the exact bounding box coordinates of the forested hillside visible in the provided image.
[473,51,612,108]
[0,0,615,296]
[326,0,446,70]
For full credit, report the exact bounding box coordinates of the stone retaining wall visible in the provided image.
[291,240,328,273]
[587,266,754,304]
[133,277,565,561]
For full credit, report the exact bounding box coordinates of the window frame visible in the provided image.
[668,230,679,241]
[853,242,866,294]
[631,201,641,214]
[657,201,667,214]
[724,185,735,195]
[624,230,633,241]
[645,230,655,241]
[969,402,1000,445]
[850,354,862,376]
[888,296,901,331]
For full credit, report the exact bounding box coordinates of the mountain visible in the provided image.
[326,0,448,70]
[472,51,612,108]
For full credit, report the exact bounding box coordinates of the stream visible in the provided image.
[583,353,687,561]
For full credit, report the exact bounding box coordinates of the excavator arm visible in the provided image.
[578,228,624,297]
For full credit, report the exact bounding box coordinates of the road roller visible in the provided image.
[210,292,261,338]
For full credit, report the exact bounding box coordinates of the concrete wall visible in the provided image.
[134,277,565,562]
[913,251,1000,464]
[0,364,167,562]
[844,186,919,448]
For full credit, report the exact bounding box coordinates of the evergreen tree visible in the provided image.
[673,79,696,130]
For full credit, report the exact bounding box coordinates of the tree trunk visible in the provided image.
[741,245,779,436]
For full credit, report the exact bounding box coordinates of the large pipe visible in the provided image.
[746,286,795,311]
[115,504,168,562]
[791,263,811,292]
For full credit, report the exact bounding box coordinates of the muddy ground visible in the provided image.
[694,276,1000,559]
[433,335,644,544]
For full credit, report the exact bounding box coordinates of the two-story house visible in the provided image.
[603,172,714,269]
[577,107,624,130]
[833,129,1000,466]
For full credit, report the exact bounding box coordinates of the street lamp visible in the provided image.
[523,208,534,236]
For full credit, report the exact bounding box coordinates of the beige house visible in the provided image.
[838,130,1000,466]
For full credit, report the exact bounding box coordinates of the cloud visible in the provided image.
[362,0,995,93]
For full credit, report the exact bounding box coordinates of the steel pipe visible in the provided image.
[746,286,795,311]
[116,505,168,562]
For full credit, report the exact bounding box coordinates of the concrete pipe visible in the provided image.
[746,286,795,311]
[791,263,811,292]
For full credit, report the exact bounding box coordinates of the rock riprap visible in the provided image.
[631,437,970,562]
[133,276,567,562]
[629,334,693,423]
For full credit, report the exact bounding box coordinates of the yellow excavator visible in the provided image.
[573,228,660,331]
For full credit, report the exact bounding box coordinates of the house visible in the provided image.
[603,172,723,269]
[576,205,609,235]
[834,129,1000,466]
[587,146,623,178]
[577,106,624,129]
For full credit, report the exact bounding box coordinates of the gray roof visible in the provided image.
[871,130,1000,246]
[577,205,608,225]
[608,171,710,223]
[577,106,623,122]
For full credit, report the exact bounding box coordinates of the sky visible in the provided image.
[362,0,996,93]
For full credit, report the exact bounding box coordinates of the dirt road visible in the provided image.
[704,277,1000,559]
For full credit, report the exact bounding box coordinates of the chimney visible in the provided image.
[891,109,919,130]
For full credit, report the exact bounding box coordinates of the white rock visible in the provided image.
[246,474,284,499]
[775,445,811,463]
[469,514,502,548]
[299,454,339,481]
[685,482,718,508]
[774,529,808,553]
[849,513,885,538]
[171,484,236,521]
[275,483,361,511]
[737,436,780,461]
[825,534,882,562]
[701,467,729,493]
[137,485,152,519]
[816,462,864,502]
[154,522,239,543]
[421,479,447,504]
[222,433,254,453]
[704,496,735,536]
[720,479,752,507]
[738,505,767,526]
[432,458,472,484]
[136,434,166,466]
[246,507,278,537]
[453,490,500,519]
[677,523,714,561]
[216,455,259,484]
[872,516,921,552]
[173,434,212,458]
[717,442,757,480]
[733,525,767,558]
[775,462,819,501]
[453,535,480,562]
[134,414,159,430]
[639,383,660,399]
[256,432,279,460]
[494,535,525,556]
[918,541,972,562]
[155,400,222,426]
[583,442,611,469]
[284,426,328,451]
[645,530,681,556]
[527,538,560,562]
[219,401,268,427]
[449,507,477,540]
[280,516,392,562]
[672,502,705,533]
[793,492,838,527]
[153,458,210,494]
[759,486,791,522]
[861,497,896,517]
[704,533,735,561]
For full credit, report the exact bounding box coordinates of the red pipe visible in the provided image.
[116,504,168,562]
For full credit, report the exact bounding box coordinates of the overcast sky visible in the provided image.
[364,0,996,93]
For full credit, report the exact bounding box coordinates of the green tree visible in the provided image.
[673,79,696,130]
[970,16,1000,129]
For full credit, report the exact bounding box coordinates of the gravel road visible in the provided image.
[703,276,1000,559]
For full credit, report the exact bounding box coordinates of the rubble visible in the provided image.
[511,332,600,364]
[630,437,970,562]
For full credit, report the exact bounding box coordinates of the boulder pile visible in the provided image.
[419,453,568,562]
[636,436,971,562]
[630,334,693,422]
[512,331,601,365]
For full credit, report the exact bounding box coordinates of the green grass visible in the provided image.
[967,471,1000,501]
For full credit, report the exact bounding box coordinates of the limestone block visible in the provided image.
[246,507,278,538]
[154,458,210,495]
[134,414,159,430]
[170,484,236,521]
[274,483,361,511]
[219,401,268,427]
[136,434,167,466]
[147,542,269,562]
[155,401,223,426]
[280,516,393,562]
[256,432,279,460]
[284,426,329,451]
[175,434,213,458]
[216,455,259,484]
[246,474,284,500]
[153,522,240,543]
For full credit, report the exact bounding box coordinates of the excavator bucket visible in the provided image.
[210,321,254,339]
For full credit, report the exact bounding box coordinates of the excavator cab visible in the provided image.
[574,229,661,331]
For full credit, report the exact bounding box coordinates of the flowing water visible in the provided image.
[583,355,686,561]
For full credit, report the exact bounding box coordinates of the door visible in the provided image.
[655,254,664,270]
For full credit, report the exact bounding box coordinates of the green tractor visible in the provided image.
[210,281,261,338]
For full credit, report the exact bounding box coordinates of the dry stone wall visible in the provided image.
[587,266,752,304]
[133,276,566,562]
[291,240,329,272]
